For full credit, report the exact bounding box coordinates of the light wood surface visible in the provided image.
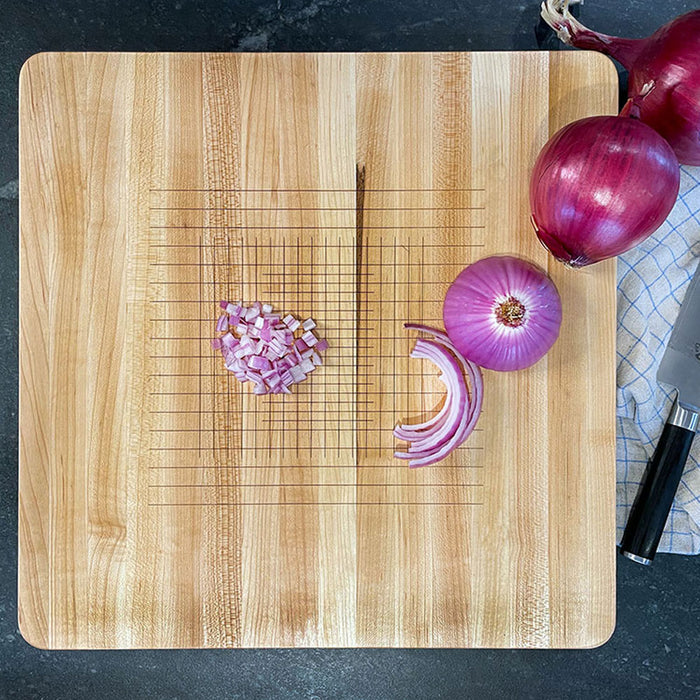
[19,51,618,649]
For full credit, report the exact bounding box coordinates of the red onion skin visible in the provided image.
[542,4,700,165]
[530,114,680,268]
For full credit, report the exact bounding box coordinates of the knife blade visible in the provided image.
[620,263,700,565]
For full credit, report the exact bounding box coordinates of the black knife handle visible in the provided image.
[620,404,697,564]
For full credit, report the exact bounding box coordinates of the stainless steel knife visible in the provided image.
[620,264,700,565]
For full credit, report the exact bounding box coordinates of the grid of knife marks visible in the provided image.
[147,187,486,507]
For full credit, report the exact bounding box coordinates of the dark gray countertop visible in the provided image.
[2,2,699,698]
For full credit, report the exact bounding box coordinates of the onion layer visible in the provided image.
[394,325,483,468]
[443,256,562,371]
[529,105,680,268]
[541,1,700,165]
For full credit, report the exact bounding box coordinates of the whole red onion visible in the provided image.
[541,1,700,165]
[443,256,562,371]
[529,99,680,268]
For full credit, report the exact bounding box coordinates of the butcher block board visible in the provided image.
[19,51,618,649]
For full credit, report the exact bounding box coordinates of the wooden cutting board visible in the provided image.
[19,51,617,649]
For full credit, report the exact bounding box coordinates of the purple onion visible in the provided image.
[542,1,700,165]
[529,107,680,268]
[442,256,562,372]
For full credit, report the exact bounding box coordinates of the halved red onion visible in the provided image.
[443,256,562,372]
[394,325,484,468]
[214,303,328,395]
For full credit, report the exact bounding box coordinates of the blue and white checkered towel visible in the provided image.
[617,166,700,555]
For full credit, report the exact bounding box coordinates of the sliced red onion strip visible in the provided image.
[406,324,484,441]
[393,343,454,438]
[393,387,451,439]
[393,391,451,435]
[397,340,465,453]
[412,373,482,464]
[394,324,483,468]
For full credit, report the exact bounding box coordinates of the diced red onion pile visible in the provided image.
[394,325,484,468]
[212,301,329,395]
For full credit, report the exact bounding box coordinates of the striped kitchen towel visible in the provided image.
[617,165,700,555]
